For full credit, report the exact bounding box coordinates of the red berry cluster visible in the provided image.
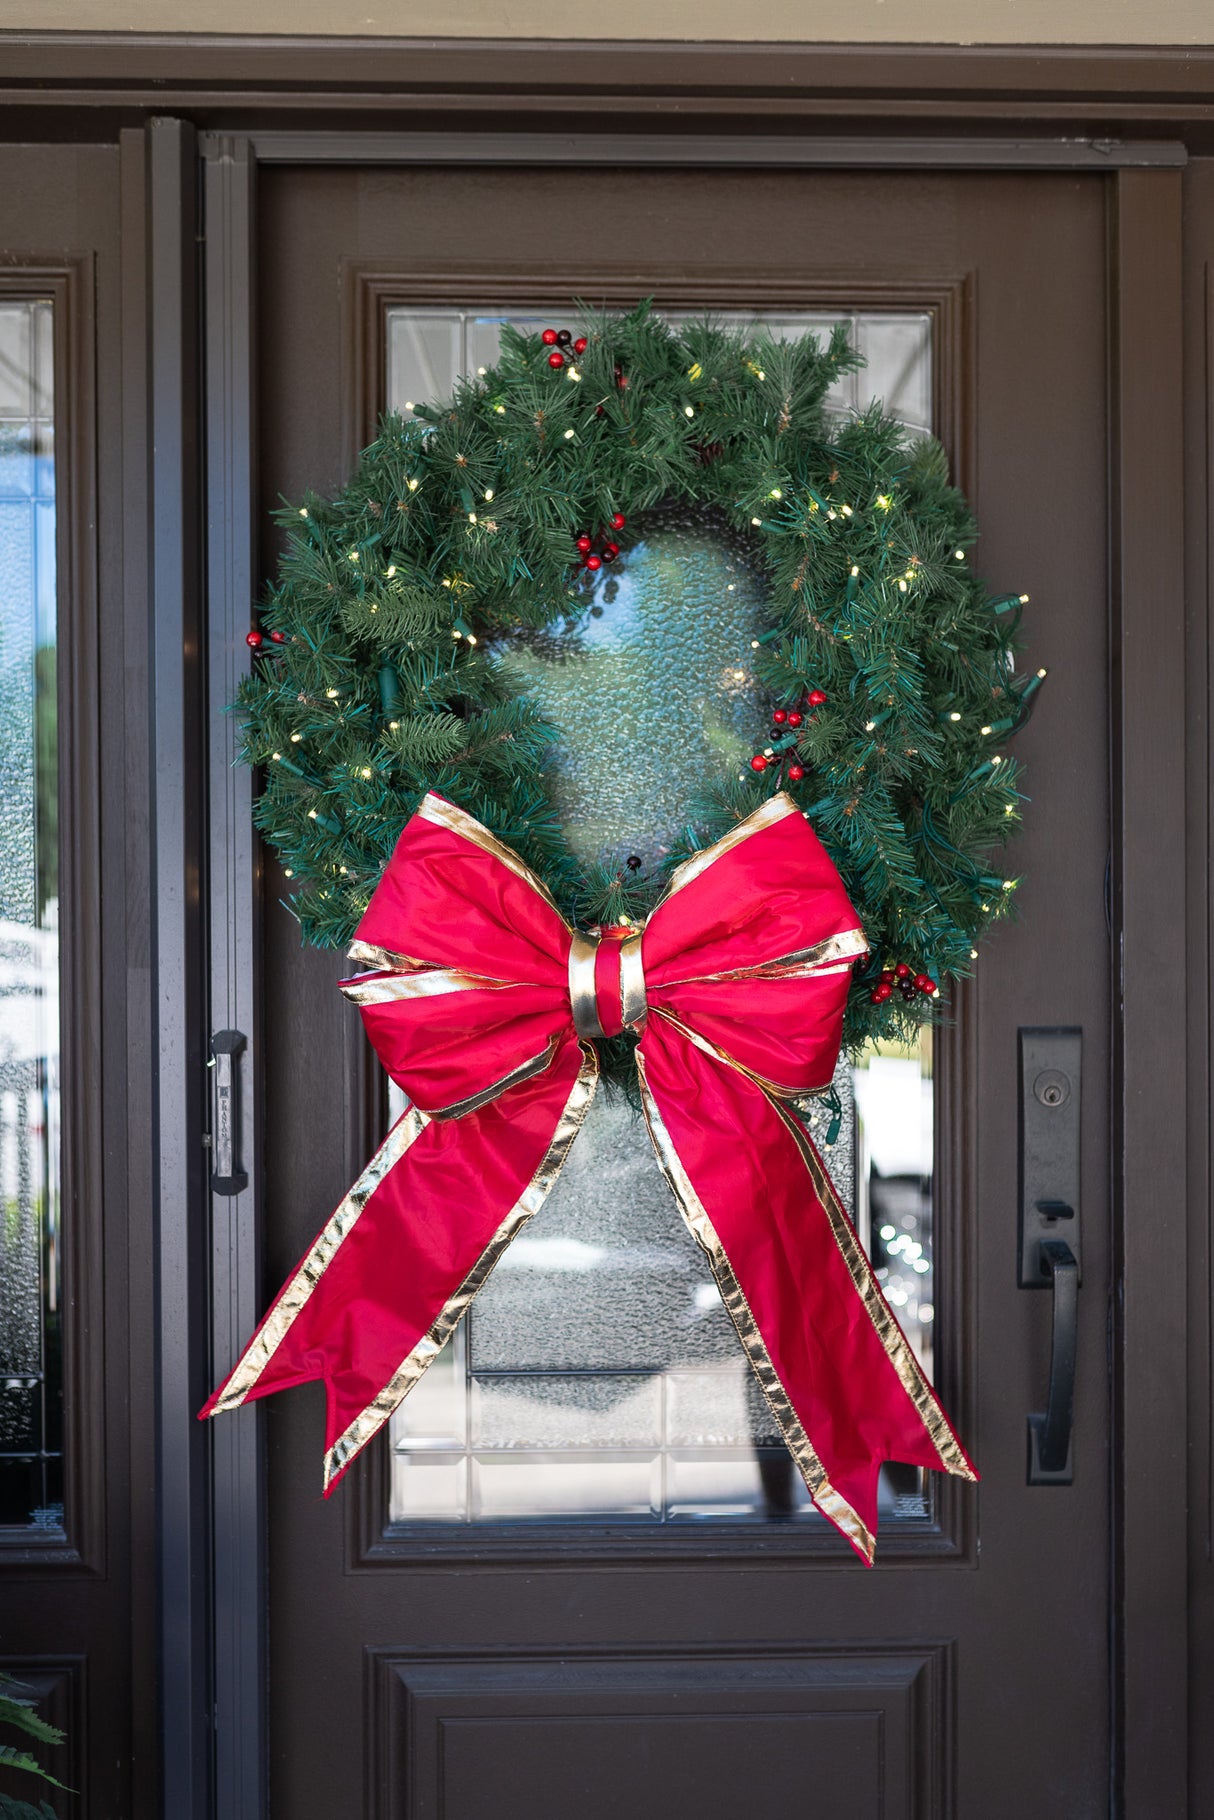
[575,512,627,573]
[749,688,828,781]
[870,962,937,1007]
[246,629,288,650]
[542,326,589,370]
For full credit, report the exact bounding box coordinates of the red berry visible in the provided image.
[788,763,805,781]
[574,337,588,355]
[542,328,559,345]
[604,541,620,559]
[880,969,896,985]
[269,629,287,644]
[595,405,606,418]
[750,755,768,772]
[611,512,626,530]
[772,709,788,725]
[584,554,602,572]
[787,711,803,728]
[548,351,565,369]
[245,630,263,648]
[871,982,894,1004]
[576,534,593,554]
[919,976,938,996]
[808,689,828,707]
[895,962,911,980]
[602,548,617,563]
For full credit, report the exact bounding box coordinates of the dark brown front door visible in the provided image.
[248,163,1110,1817]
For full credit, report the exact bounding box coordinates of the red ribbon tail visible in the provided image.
[200,1041,597,1494]
[637,1020,976,1565]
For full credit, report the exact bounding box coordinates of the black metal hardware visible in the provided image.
[210,1029,247,1195]
[1019,1028,1082,1485]
[1018,1028,1082,1286]
[1027,1239,1078,1483]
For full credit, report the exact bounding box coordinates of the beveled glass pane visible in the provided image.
[0,299,61,1534]
[382,304,936,1528]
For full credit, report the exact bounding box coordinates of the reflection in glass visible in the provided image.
[0,299,62,1532]
[383,306,935,1526]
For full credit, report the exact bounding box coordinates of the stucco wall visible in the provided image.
[3,0,1210,42]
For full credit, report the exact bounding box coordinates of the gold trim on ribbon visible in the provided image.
[430,1038,561,1121]
[206,1104,431,1414]
[660,925,869,989]
[773,1100,976,1483]
[634,1050,875,1562]
[619,933,648,1029]
[567,930,604,1039]
[657,792,799,906]
[347,940,439,974]
[340,966,511,1007]
[649,1007,837,1102]
[322,1042,600,1489]
[418,793,571,926]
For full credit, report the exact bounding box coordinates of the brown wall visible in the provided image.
[3,0,1211,41]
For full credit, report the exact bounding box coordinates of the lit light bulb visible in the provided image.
[360,766,372,778]
[389,720,399,730]
[339,865,348,875]
[308,809,319,820]
[876,495,891,510]
[865,719,876,731]
[271,751,282,761]
[283,868,293,877]
[290,732,303,742]
[468,512,477,524]
[407,477,419,491]
[568,367,582,382]
[841,504,852,517]
[476,365,486,376]
[684,405,695,418]
[751,517,762,526]
[298,506,308,518]
[404,401,415,412]
[769,487,782,499]
[898,579,907,592]
[949,711,962,722]
[563,428,575,440]
[1020,593,1030,603]
[495,404,506,415]
[954,549,964,559]
[385,564,396,577]
[851,565,860,577]
[349,550,360,562]
[325,687,339,698]
[484,489,494,502]
[981,724,992,735]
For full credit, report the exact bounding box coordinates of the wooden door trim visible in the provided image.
[339,258,977,1570]
[1109,165,1189,1818]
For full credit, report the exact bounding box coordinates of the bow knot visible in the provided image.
[204,789,975,1562]
[568,925,646,1039]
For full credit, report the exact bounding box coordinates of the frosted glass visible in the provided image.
[0,299,61,1532]
[382,305,935,1527]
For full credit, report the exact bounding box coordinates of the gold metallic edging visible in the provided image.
[567,930,604,1039]
[430,1038,561,1120]
[634,1051,875,1562]
[657,792,799,905]
[321,1042,600,1490]
[418,792,570,925]
[347,940,440,974]
[618,932,648,1028]
[774,1100,976,1483]
[659,925,869,989]
[340,966,512,1006]
[650,1007,835,1102]
[206,1105,431,1414]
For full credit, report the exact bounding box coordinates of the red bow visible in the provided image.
[203,791,974,1561]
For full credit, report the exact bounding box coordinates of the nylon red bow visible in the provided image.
[203,790,974,1561]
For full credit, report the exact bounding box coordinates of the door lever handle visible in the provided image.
[1027,1238,1077,1484]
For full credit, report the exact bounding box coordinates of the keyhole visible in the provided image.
[1033,1069,1072,1108]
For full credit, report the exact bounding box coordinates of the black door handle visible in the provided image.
[1027,1238,1077,1484]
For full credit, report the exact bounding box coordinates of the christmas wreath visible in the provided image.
[239,303,1039,1068]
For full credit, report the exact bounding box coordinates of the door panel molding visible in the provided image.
[339,259,977,1569]
[365,1640,955,1820]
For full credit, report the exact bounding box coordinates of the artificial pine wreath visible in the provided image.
[238,303,1039,1070]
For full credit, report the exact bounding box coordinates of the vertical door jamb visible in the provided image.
[144,115,213,1820]
[1109,164,1189,1818]
[202,131,269,1820]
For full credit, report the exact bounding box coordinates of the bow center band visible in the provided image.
[567,927,648,1040]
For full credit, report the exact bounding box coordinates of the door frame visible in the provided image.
[198,122,1187,1820]
[2,37,1200,1816]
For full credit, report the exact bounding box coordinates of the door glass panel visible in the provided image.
[0,298,62,1534]
[383,306,933,1525]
